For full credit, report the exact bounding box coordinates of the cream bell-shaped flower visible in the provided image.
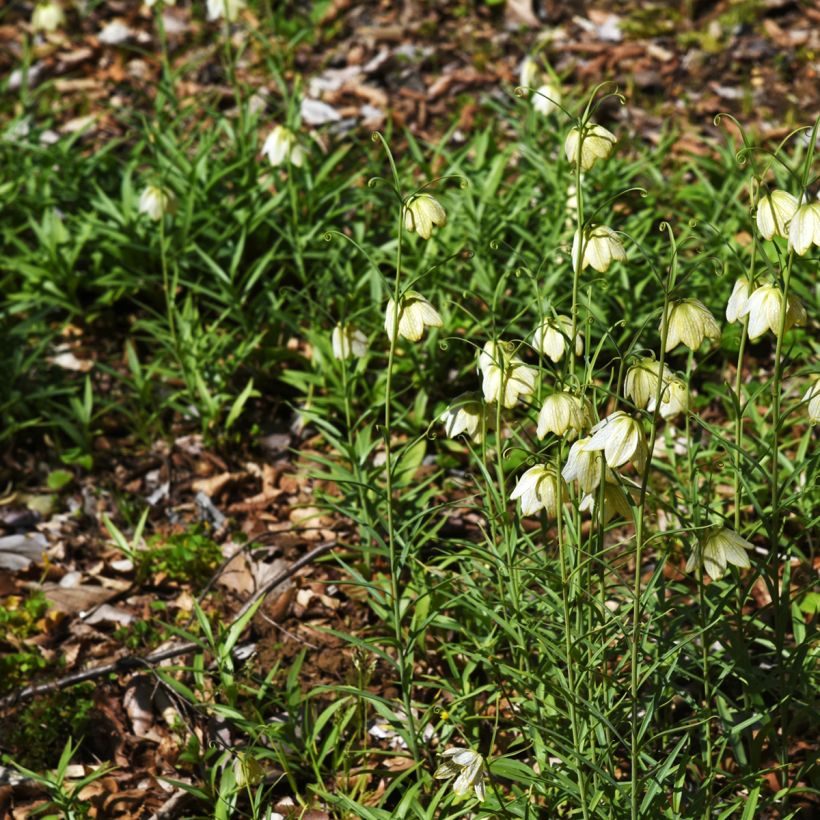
[510,464,566,518]
[579,479,633,524]
[331,323,367,360]
[32,0,65,31]
[586,411,647,471]
[788,202,820,256]
[532,315,583,363]
[384,291,442,342]
[561,435,603,494]
[537,392,592,440]
[564,123,616,171]
[439,393,486,443]
[519,56,539,89]
[741,283,807,341]
[262,125,305,168]
[647,376,689,420]
[686,526,753,581]
[756,189,797,241]
[803,378,820,425]
[663,299,721,352]
[572,224,626,273]
[434,748,488,802]
[533,84,561,116]
[625,358,671,410]
[479,341,538,409]
[404,194,446,240]
[139,185,175,221]
[726,276,752,323]
[145,0,176,6]
[207,0,246,21]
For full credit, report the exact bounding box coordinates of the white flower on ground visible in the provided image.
[331,323,367,360]
[32,1,65,32]
[404,194,446,240]
[434,747,488,802]
[803,379,820,425]
[787,202,820,256]
[741,284,807,341]
[145,0,176,7]
[536,392,592,440]
[686,526,753,580]
[207,0,246,21]
[561,435,603,494]
[138,185,175,221]
[571,224,626,273]
[648,376,689,420]
[532,315,583,363]
[262,125,305,168]
[756,190,798,240]
[533,84,561,116]
[579,479,634,524]
[726,276,752,323]
[663,299,721,352]
[586,411,647,471]
[439,393,486,443]
[384,291,443,342]
[519,56,539,89]
[625,358,671,409]
[564,123,616,171]
[478,341,538,409]
[510,464,566,518]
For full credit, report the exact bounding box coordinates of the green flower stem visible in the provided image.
[570,150,585,370]
[159,216,176,352]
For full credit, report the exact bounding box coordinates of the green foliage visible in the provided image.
[0,592,51,695]
[136,528,223,586]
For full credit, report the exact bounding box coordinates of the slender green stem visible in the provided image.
[159,216,175,351]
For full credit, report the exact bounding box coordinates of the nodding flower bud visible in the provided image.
[434,747,488,803]
[331,323,368,360]
[536,392,592,441]
[572,224,626,273]
[561,435,603,494]
[138,185,176,221]
[32,0,65,31]
[207,0,246,21]
[478,341,537,409]
[585,411,647,472]
[625,358,671,410]
[564,123,616,171]
[741,283,807,341]
[384,290,443,342]
[725,276,752,324]
[579,477,634,524]
[756,190,798,241]
[787,202,820,256]
[532,315,583,363]
[686,526,753,581]
[663,299,721,352]
[404,194,447,240]
[803,378,820,425]
[262,125,305,168]
[510,464,566,518]
[533,84,562,116]
[439,393,486,443]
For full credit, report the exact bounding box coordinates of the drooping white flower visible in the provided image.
[510,464,566,518]
[207,0,246,21]
[579,479,634,524]
[564,123,616,171]
[741,283,807,341]
[663,299,721,352]
[533,83,561,116]
[803,378,820,425]
[439,393,486,443]
[138,185,175,221]
[434,747,488,802]
[571,224,626,273]
[647,376,689,420]
[624,358,671,410]
[384,290,442,342]
[532,315,583,363]
[262,125,305,168]
[536,392,592,440]
[404,194,446,240]
[519,56,539,89]
[478,341,538,409]
[686,526,753,580]
[787,202,820,256]
[586,411,647,471]
[32,0,65,32]
[561,435,603,494]
[756,190,798,241]
[331,323,367,360]
[725,276,752,324]
[145,0,176,7]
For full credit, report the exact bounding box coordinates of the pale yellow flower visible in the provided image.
[803,378,820,425]
[586,411,647,471]
[519,56,539,89]
[686,526,753,580]
[434,748,487,802]
[663,299,721,352]
[725,276,752,324]
[756,190,798,241]
[572,224,626,273]
[647,376,689,420]
[404,194,446,240]
[533,83,562,116]
[532,315,583,363]
[262,125,305,168]
[787,202,820,256]
[579,479,633,524]
[384,291,442,342]
[139,185,176,221]
[624,358,671,410]
[536,392,592,440]
[439,393,486,442]
[741,284,806,341]
[32,0,65,32]
[510,464,566,518]
[479,341,537,409]
[331,323,367,360]
[564,123,616,171]
[207,0,245,21]
[561,435,603,494]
